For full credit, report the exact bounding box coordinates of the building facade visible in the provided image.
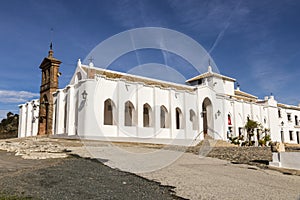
[18,50,300,146]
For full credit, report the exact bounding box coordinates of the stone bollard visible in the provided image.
[270,142,285,168]
[271,142,285,152]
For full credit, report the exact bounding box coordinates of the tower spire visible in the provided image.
[236,82,240,91]
[48,43,53,58]
[208,58,212,73]
[38,38,61,135]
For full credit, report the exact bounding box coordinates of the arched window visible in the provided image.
[75,72,82,84]
[104,99,116,125]
[143,103,152,127]
[47,69,50,81]
[176,107,183,129]
[45,70,49,81]
[160,105,169,128]
[42,71,46,83]
[228,114,232,125]
[124,101,136,126]
[278,109,282,118]
[189,109,197,130]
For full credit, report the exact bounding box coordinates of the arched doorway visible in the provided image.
[39,95,49,135]
[202,97,213,137]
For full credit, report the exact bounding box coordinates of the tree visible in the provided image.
[6,112,14,118]
[258,128,271,146]
[244,119,259,146]
[0,112,19,139]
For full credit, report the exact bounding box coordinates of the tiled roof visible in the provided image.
[234,90,258,99]
[81,65,196,92]
[278,103,300,111]
[186,71,236,82]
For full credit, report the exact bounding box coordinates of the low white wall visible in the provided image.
[270,152,300,170]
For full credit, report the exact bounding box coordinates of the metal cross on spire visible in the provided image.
[50,28,54,50]
[48,28,54,58]
[88,56,94,63]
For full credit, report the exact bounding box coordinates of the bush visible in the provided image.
[264,134,271,142]
[241,141,255,146]
[228,136,240,145]
[258,139,266,146]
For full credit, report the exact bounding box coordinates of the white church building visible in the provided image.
[18,49,300,146]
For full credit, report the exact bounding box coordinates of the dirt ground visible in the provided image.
[0,137,299,200]
[0,151,182,200]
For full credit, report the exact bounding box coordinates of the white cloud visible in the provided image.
[0,90,39,103]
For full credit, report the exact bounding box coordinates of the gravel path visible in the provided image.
[140,153,300,200]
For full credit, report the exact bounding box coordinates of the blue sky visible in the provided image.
[0,0,300,119]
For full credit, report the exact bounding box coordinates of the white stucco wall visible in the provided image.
[18,100,39,138]
[53,69,203,145]
[18,63,300,146]
[279,107,300,144]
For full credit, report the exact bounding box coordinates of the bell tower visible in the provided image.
[38,43,62,135]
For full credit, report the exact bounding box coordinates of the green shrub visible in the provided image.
[258,139,266,146]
